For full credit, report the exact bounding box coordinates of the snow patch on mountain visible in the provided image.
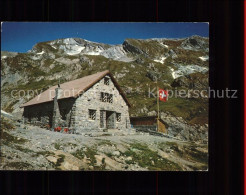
[159,42,169,48]
[66,46,85,55]
[83,46,104,56]
[1,56,7,59]
[83,49,104,56]
[154,57,167,64]
[37,51,45,55]
[83,39,92,43]
[49,40,57,45]
[59,44,84,55]
[169,64,208,79]
[30,55,42,60]
[1,110,13,118]
[84,51,100,55]
[83,39,104,44]
[47,38,132,61]
[169,67,176,79]
[63,38,78,45]
[51,38,86,55]
[199,56,209,61]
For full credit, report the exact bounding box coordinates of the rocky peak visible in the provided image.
[180,35,209,51]
[122,39,146,56]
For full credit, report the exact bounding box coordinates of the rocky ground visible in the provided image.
[0,118,208,171]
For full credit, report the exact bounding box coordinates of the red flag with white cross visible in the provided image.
[159,89,168,102]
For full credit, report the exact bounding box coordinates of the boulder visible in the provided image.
[46,156,58,164]
[112,151,120,157]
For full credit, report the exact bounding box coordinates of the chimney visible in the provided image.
[52,85,61,129]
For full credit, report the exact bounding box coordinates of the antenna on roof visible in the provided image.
[58,78,61,88]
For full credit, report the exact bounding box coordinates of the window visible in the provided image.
[116,113,121,122]
[108,94,113,103]
[100,92,113,103]
[89,109,96,120]
[105,93,109,102]
[104,77,110,85]
[100,92,107,102]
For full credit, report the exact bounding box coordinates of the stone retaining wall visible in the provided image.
[133,125,157,132]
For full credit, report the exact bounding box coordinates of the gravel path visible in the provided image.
[1,124,208,171]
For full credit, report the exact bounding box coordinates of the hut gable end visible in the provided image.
[72,76,130,130]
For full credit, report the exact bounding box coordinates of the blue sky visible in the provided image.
[1,22,209,53]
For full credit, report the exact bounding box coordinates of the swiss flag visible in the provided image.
[159,89,168,102]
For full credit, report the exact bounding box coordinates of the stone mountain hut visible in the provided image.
[21,70,131,133]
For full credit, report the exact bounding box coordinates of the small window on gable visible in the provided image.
[89,109,96,120]
[100,92,113,103]
[101,92,107,102]
[105,93,109,102]
[116,113,121,122]
[108,94,113,103]
[104,77,110,85]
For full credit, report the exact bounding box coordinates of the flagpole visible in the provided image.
[157,82,159,132]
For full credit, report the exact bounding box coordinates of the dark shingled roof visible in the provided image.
[21,70,131,107]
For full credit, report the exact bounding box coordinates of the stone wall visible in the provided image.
[23,101,54,126]
[23,98,75,128]
[72,76,130,132]
[133,125,157,132]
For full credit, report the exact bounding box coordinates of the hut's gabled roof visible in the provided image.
[21,70,131,107]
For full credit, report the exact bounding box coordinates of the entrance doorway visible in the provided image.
[106,111,115,129]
